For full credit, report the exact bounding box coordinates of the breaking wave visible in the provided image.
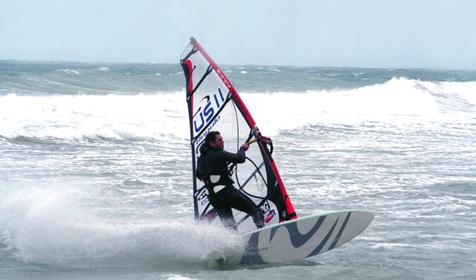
[0,78,475,141]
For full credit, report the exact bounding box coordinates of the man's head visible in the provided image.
[205,131,224,150]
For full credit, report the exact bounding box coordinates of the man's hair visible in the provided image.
[200,131,220,154]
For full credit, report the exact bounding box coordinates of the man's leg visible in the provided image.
[215,207,237,231]
[227,190,264,228]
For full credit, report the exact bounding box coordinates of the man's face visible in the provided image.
[211,134,224,149]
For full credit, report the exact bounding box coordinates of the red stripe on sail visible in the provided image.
[183,59,194,114]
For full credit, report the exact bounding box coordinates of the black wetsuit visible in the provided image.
[197,146,264,230]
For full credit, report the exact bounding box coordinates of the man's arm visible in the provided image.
[221,143,249,163]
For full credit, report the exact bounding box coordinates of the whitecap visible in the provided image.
[58,69,80,75]
[93,67,110,72]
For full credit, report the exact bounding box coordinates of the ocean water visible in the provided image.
[0,61,475,279]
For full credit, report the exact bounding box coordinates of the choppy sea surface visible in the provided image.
[1,61,475,279]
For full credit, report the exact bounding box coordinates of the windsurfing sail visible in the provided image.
[180,38,296,232]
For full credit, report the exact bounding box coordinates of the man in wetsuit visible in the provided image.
[197,131,264,230]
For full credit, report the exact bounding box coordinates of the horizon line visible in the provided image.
[1,59,476,72]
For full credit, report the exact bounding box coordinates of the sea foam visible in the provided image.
[0,78,475,141]
[0,183,242,268]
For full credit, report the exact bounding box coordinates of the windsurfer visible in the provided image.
[197,131,264,230]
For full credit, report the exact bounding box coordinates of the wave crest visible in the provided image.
[1,78,475,140]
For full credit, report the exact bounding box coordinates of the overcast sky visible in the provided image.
[1,0,475,69]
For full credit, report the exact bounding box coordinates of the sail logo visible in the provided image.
[197,188,209,206]
[265,209,277,223]
[261,201,277,224]
[193,88,227,134]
